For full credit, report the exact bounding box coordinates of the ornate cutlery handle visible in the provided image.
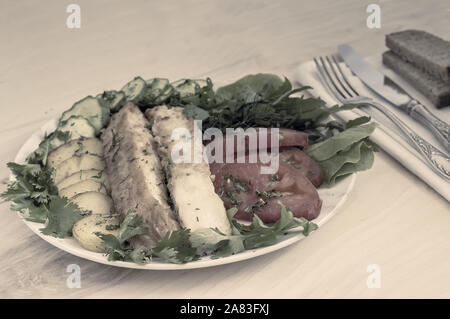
[401,99,450,152]
[362,100,450,182]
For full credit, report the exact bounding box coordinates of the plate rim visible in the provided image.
[11,117,356,270]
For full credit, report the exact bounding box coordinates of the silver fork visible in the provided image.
[314,55,450,182]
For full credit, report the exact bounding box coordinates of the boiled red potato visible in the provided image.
[279,147,323,187]
[214,128,309,155]
[210,152,322,223]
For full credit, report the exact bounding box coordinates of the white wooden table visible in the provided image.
[0,0,449,298]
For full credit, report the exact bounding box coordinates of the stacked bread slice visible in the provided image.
[383,30,450,108]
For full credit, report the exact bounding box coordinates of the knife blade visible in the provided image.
[338,44,450,152]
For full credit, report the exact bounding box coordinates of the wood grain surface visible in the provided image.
[0,0,449,298]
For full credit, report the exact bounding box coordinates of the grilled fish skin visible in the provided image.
[102,103,180,248]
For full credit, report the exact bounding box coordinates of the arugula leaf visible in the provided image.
[327,141,376,185]
[345,116,371,129]
[204,75,331,131]
[316,139,376,185]
[306,122,377,161]
[216,74,289,103]
[306,122,376,160]
[182,104,210,121]
[40,197,89,238]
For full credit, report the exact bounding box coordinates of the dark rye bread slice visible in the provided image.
[386,30,450,83]
[382,51,450,108]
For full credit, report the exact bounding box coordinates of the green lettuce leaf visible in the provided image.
[216,73,290,103]
[328,141,376,185]
[306,122,377,161]
[306,122,378,185]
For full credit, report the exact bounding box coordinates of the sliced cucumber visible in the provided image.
[72,214,119,252]
[121,76,146,103]
[47,137,103,169]
[59,179,107,199]
[154,84,174,104]
[54,154,105,184]
[60,96,110,134]
[46,131,72,150]
[98,90,126,113]
[56,169,110,191]
[139,78,171,106]
[58,116,96,137]
[192,79,208,88]
[51,116,97,151]
[146,78,170,90]
[171,79,199,98]
[69,191,113,215]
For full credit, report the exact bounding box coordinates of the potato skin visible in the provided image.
[72,214,119,253]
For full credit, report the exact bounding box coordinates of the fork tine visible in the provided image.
[320,56,347,100]
[313,57,334,98]
[325,56,353,98]
[313,57,345,102]
[331,55,359,96]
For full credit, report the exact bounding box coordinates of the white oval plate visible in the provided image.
[12,118,355,270]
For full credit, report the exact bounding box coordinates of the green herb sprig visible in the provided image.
[97,203,317,264]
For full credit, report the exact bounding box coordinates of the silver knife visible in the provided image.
[338,44,450,152]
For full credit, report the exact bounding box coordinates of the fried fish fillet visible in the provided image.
[146,105,231,235]
[102,103,180,248]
